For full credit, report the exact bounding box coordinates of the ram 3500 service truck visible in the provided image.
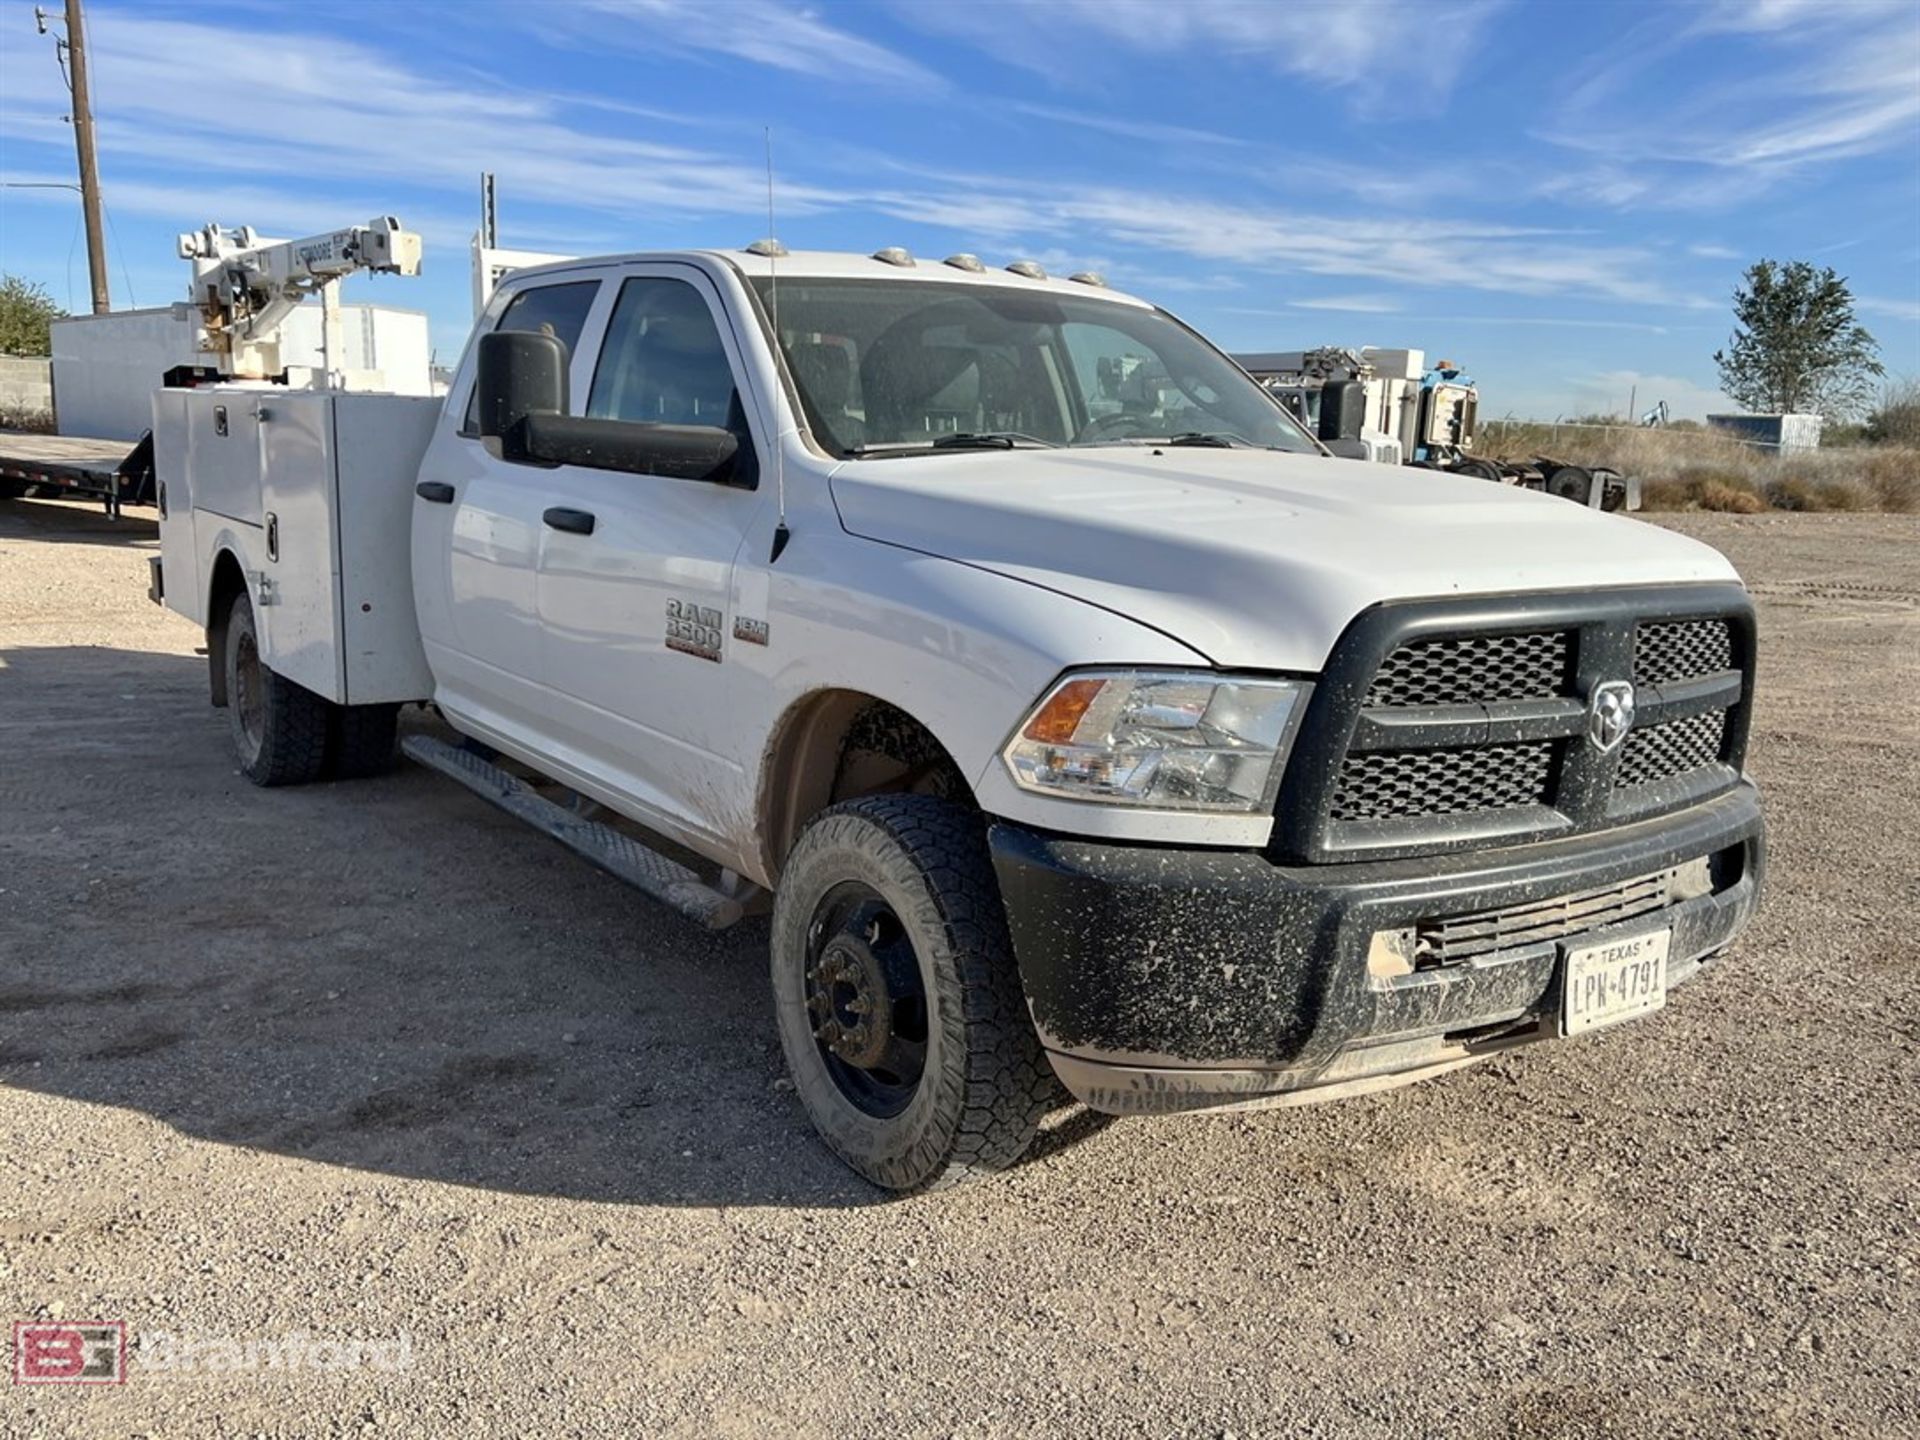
[151,246,1764,1192]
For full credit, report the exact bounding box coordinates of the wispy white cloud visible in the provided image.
[1688,243,1743,260]
[0,7,1698,316]
[1859,295,1920,324]
[895,0,1505,102]
[1537,0,1920,209]
[1008,103,1245,149]
[0,11,844,231]
[1289,295,1402,314]
[566,0,947,92]
[1015,191,1685,305]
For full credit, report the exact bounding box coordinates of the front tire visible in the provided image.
[223,590,330,787]
[771,796,1054,1192]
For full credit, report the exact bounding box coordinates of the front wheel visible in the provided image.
[771,796,1055,1192]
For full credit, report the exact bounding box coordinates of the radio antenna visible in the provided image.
[765,127,791,565]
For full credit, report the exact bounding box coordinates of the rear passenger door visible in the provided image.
[412,275,605,743]
[531,265,770,849]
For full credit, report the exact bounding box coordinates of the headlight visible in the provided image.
[1001,670,1310,812]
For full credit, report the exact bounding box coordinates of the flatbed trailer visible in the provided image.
[0,430,155,518]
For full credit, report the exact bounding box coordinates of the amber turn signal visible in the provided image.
[1021,677,1106,745]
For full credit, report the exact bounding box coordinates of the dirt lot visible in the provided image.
[2,498,1915,1438]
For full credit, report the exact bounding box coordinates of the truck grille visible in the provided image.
[1634,618,1731,686]
[1365,631,1569,707]
[1330,741,1556,822]
[1615,709,1727,790]
[1413,868,1678,966]
[1272,587,1754,863]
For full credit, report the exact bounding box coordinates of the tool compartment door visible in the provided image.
[150,389,203,623]
[257,393,346,701]
[333,394,438,704]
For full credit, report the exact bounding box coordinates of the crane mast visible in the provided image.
[176,216,423,386]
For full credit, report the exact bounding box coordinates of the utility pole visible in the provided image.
[36,1,111,313]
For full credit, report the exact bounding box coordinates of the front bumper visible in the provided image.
[989,782,1764,1115]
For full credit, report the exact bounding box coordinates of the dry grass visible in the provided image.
[1477,420,1919,514]
[0,404,54,434]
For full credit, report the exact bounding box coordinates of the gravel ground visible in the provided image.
[1,499,1915,1438]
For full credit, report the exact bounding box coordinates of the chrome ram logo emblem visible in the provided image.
[1587,680,1636,754]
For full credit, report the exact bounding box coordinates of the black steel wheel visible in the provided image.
[771,795,1056,1192]
[803,882,930,1118]
[223,590,330,787]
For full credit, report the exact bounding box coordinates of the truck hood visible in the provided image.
[828,448,1740,670]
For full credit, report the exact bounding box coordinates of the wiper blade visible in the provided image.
[1161,431,1242,448]
[843,432,1060,459]
[930,431,1059,450]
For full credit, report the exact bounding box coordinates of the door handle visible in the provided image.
[543,507,596,535]
[415,481,455,504]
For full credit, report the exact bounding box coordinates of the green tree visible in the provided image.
[1713,261,1882,420]
[0,274,65,356]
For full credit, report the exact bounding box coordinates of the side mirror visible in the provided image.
[476,329,569,462]
[475,327,752,486]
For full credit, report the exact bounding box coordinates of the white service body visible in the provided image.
[154,387,436,705]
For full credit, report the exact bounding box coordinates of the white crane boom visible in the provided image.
[176,216,423,385]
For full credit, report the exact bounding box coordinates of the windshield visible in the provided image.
[749,277,1320,458]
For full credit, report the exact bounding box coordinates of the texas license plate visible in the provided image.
[1561,929,1670,1036]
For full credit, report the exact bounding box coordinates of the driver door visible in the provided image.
[531,266,772,850]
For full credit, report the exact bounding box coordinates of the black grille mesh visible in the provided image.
[1635,619,1733,686]
[1615,709,1727,789]
[1365,631,1570,708]
[1330,741,1556,823]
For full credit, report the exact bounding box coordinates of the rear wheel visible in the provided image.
[223,590,330,787]
[771,795,1054,1192]
[1545,465,1597,505]
[330,702,401,779]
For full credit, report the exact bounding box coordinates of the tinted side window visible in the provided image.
[462,280,600,433]
[587,278,740,429]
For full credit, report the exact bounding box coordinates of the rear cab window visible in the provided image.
[460,280,600,435]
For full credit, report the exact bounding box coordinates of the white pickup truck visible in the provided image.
[149,245,1765,1191]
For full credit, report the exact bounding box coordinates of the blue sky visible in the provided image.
[2,0,1916,419]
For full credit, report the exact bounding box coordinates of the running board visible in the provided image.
[401,735,744,931]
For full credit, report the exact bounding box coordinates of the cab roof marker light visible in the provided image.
[1068,271,1107,287]
[944,253,986,272]
[745,237,788,257]
[1005,260,1047,280]
[872,247,916,267]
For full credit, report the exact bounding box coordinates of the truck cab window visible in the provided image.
[461,280,600,434]
[587,278,743,432]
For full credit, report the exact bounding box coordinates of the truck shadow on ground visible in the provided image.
[0,644,1114,1210]
[1,496,159,548]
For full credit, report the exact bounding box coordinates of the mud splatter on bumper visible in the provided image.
[990,783,1764,1115]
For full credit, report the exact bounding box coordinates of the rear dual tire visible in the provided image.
[222,590,398,786]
